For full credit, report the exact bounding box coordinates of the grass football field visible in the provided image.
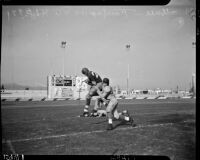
[1,99,195,159]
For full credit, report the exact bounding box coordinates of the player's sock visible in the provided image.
[107,119,113,130]
[85,96,91,106]
[84,105,89,110]
[106,112,114,130]
[84,105,89,112]
[83,105,89,117]
[84,108,89,112]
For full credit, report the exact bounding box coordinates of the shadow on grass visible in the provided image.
[90,117,121,125]
[113,120,137,130]
[149,113,195,124]
[90,117,137,130]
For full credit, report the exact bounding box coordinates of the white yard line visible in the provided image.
[2,120,194,144]
[6,140,16,154]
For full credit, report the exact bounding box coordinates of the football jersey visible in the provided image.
[103,86,115,100]
[87,71,102,84]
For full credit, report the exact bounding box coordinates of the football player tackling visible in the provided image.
[81,67,103,117]
[96,78,136,130]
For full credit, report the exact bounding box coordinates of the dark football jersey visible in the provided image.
[87,71,102,84]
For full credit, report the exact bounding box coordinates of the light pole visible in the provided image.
[126,44,131,95]
[192,41,196,96]
[61,41,67,77]
[192,73,195,96]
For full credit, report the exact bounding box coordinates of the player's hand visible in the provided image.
[83,79,91,85]
[91,81,96,85]
[83,79,89,84]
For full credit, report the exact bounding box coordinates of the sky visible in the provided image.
[1,0,196,90]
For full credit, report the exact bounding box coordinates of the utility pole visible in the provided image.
[192,40,196,96]
[192,73,196,95]
[176,85,179,94]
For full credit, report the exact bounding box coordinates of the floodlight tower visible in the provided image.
[192,40,196,96]
[61,41,67,77]
[126,44,131,95]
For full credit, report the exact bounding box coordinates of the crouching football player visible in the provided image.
[81,67,103,117]
[97,78,135,130]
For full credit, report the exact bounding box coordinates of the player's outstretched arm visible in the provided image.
[91,81,97,85]
[82,79,93,86]
[96,88,109,105]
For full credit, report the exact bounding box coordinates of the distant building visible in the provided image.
[162,90,172,94]
[148,90,155,94]
[121,90,128,96]
[112,85,121,94]
[131,90,142,94]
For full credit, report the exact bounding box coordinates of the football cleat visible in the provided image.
[129,116,136,127]
[90,109,98,117]
[83,111,90,117]
[106,124,113,130]
[90,112,98,117]
[122,110,130,117]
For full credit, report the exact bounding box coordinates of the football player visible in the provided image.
[81,68,103,117]
[96,78,135,130]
